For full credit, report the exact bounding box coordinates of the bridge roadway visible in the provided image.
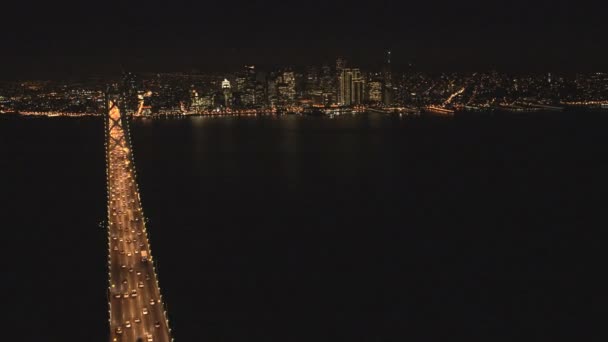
[106,99,172,342]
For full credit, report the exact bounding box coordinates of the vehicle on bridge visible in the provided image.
[141,250,148,262]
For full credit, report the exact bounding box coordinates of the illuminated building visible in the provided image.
[339,69,352,105]
[255,78,267,107]
[222,78,231,89]
[368,81,383,102]
[190,89,212,112]
[267,75,278,107]
[235,76,247,92]
[7,69,607,116]
[235,65,257,106]
[339,68,364,106]
[383,50,393,105]
[277,70,296,105]
[122,72,140,113]
[135,90,153,116]
[221,78,232,108]
[306,66,319,93]
[319,64,336,105]
[354,78,365,104]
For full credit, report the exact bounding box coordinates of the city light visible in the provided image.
[2,70,606,117]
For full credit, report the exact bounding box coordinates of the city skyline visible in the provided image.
[2,61,607,118]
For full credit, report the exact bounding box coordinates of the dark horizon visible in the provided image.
[2,0,607,79]
[1,48,606,82]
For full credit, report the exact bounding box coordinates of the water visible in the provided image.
[1,112,605,341]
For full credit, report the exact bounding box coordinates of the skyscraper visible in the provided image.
[254,70,267,107]
[368,81,383,102]
[122,72,140,113]
[234,65,256,106]
[339,68,364,106]
[306,66,319,93]
[382,49,393,105]
[222,78,232,108]
[277,70,296,105]
[354,77,365,104]
[320,64,335,105]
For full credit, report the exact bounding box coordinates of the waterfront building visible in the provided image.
[339,68,364,106]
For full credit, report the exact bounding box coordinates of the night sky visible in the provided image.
[1,0,606,78]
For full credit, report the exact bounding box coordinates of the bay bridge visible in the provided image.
[105,87,173,342]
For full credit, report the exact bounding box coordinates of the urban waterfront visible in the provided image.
[1,111,604,341]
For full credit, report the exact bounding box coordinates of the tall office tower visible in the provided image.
[235,75,246,92]
[254,71,267,107]
[320,64,332,91]
[122,72,140,113]
[242,88,256,107]
[221,78,232,108]
[306,66,319,93]
[339,68,364,106]
[190,88,201,112]
[368,81,383,102]
[254,82,266,107]
[339,69,352,106]
[245,64,256,79]
[336,57,347,103]
[190,87,212,112]
[234,65,257,106]
[319,64,335,104]
[383,49,393,105]
[354,77,365,104]
[222,78,231,90]
[295,71,306,99]
[277,70,296,105]
[267,75,278,107]
[383,50,392,86]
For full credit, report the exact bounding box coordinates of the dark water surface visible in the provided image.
[1,112,604,341]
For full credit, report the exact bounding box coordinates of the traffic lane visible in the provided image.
[117,235,165,340]
[112,208,147,330]
[106,114,171,341]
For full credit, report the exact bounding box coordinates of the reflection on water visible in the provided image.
[280,115,300,189]
[2,112,603,341]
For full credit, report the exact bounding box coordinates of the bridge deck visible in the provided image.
[106,99,172,342]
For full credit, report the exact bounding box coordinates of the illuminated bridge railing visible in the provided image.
[104,91,173,342]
